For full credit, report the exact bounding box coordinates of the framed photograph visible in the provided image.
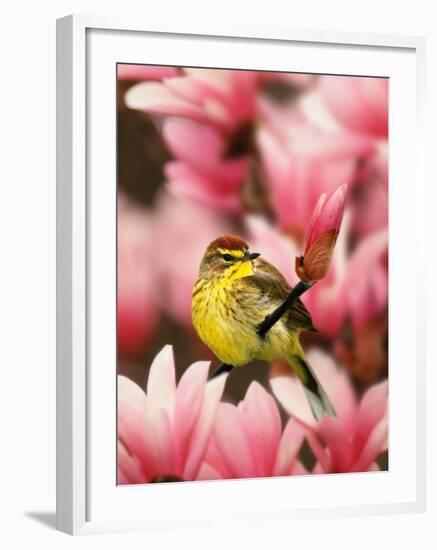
[56,14,427,535]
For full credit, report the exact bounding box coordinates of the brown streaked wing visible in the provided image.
[246,258,315,331]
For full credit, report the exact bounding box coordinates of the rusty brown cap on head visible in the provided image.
[207,235,249,253]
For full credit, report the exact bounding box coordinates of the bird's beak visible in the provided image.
[244,251,260,261]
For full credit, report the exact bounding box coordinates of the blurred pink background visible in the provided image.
[117,66,388,481]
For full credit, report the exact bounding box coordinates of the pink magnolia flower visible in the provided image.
[117,64,181,81]
[319,76,388,139]
[271,348,388,473]
[257,118,374,234]
[125,68,261,213]
[118,345,227,484]
[124,66,315,129]
[162,118,247,213]
[319,76,388,238]
[117,197,159,355]
[203,381,307,479]
[125,68,258,133]
[296,184,348,282]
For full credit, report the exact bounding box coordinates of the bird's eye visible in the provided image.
[222,253,234,262]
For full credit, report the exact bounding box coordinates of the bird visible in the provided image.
[192,234,335,421]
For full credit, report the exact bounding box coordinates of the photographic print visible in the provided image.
[116,65,388,485]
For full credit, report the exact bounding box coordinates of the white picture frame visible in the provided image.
[56,14,427,535]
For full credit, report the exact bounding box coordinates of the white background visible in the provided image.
[0,0,435,548]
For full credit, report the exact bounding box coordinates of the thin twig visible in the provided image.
[256,280,313,338]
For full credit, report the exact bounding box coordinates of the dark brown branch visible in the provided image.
[256,280,313,338]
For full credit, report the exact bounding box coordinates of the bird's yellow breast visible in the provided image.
[192,262,257,365]
[192,263,299,366]
[192,282,259,365]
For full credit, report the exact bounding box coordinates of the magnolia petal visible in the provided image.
[290,461,309,475]
[125,82,208,122]
[321,76,388,138]
[117,470,129,485]
[118,374,147,412]
[257,126,310,230]
[118,384,173,480]
[204,98,234,129]
[184,68,232,94]
[257,127,291,194]
[240,382,282,476]
[306,431,331,473]
[208,402,258,479]
[317,416,356,473]
[117,407,155,480]
[118,441,147,484]
[304,183,347,264]
[117,376,158,478]
[203,437,234,479]
[270,374,316,428]
[183,374,227,480]
[145,407,177,477]
[173,361,209,471]
[286,124,375,161]
[227,70,258,121]
[355,380,388,453]
[164,75,226,107]
[146,345,176,416]
[166,176,241,214]
[312,462,326,475]
[350,415,388,472]
[304,193,327,251]
[309,184,348,246]
[299,90,347,132]
[196,463,223,481]
[301,228,338,281]
[273,416,305,476]
[162,118,225,168]
[165,161,243,194]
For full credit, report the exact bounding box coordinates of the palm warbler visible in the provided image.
[192,235,335,421]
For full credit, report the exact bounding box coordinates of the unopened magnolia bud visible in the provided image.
[296,184,347,283]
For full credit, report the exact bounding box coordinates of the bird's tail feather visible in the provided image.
[289,355,336,421]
